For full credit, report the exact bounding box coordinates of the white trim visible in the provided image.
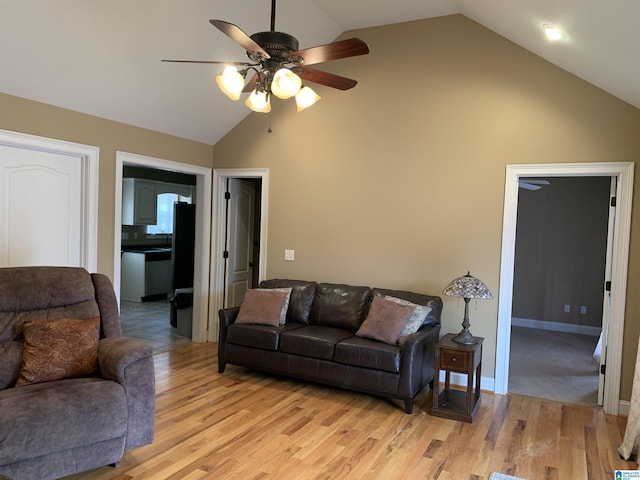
[210,168,269,342]
[496,162,634,415]
[511,317,601,337]
[619,400,631,417]
[114,152,212,342]
[0,129,99,272]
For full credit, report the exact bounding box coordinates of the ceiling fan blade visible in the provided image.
[287,38,369,66]
[522,179,550,185]
[210,20,270,60]
[161,59,254,66]
[297,68,357,90]
[518,182,542,191]
[243,73,259,93]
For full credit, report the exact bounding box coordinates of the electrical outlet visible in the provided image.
[564,304,571,313]
[580,305,587,314]
[284,249,295,262]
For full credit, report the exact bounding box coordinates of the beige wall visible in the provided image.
[213,15,640,399]
[0,93,214,277]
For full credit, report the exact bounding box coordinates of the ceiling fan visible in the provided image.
[162,0,370,113]
[518,179,550,191]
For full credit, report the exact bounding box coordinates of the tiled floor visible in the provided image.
[120,298,192,353]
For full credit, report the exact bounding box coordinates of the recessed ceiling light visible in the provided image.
[543,24,564,41]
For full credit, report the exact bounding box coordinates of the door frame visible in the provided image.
[495,162,634,415]
[210,168,269,342]
[0,129,99,271]
[114,151,212,342]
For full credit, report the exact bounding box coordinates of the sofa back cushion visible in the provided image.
[309,283,372,331]
[0,266,102,390]
[372,288,443,328]
[258,279,317,325]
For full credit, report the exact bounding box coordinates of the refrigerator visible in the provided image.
[170,202,196,327]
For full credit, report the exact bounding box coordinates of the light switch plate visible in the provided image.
[284,249,295,261]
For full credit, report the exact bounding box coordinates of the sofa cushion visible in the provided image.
[280,326,354,360]
[0,266,101,390]
[335,336,402,373]
[309,283,372,331]
[258,279,317,325]
[236,288,292,327]
[227,322,304,351]
[0,377,127,465]
[372,288,443,328]
[16,317,100,386]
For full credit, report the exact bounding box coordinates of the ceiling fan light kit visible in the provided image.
[295,86,321,112]
[245,89,272,113]
[271,68,302,100]
[162,0,369,114]
[216,66,245,100]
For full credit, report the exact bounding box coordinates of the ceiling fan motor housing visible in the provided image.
[250,31,299,59]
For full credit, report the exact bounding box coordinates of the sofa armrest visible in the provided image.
[98,336,155,450]
[397,325,440,398]
[218,307,240,373]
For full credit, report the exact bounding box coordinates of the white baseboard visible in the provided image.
[619,400,630,416]
[512,317,601,337]
[440,372,630,417]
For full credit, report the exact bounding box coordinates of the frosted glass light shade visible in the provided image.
[216,66,244,101]
[271,68,302,100]
[295,86,321,112]
[245,90,271,113]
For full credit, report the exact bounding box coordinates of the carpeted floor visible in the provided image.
[509,326,600,406]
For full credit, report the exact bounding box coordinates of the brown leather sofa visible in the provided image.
[0,266,155,480]
[218,279,442,413]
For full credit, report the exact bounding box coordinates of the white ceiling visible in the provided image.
[2,0,638,145]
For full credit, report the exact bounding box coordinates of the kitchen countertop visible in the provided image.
[122,246,172,254]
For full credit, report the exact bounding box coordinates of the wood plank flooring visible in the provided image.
[64,342,636,480]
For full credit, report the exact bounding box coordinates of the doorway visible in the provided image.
[114,151,212,344]
[223,178,262,308]
[0,129,98,270]
[508,176,610,406]
[496,162,634,415]
[210,168,269,341]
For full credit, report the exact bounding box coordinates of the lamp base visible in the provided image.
[451,331,479,345]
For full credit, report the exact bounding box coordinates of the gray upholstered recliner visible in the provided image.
[0,266,155,480]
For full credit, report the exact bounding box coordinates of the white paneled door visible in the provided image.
[0,143,86,267]
[224,179,256,308]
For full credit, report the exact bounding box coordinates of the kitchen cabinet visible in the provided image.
[120,250,172,301]
[122,179,158,225]
[122,179,196,226]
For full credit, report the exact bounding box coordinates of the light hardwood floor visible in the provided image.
[64,342,635,480]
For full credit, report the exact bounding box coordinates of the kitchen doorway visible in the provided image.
[113,151,212,347]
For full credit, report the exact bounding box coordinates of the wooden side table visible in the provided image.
[430,333,483,423]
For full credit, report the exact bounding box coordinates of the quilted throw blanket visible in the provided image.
[618,333,640,462]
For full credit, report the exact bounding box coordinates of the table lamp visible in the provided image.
[442,271,493,344]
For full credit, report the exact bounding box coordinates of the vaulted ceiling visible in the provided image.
[1,0,638,145]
